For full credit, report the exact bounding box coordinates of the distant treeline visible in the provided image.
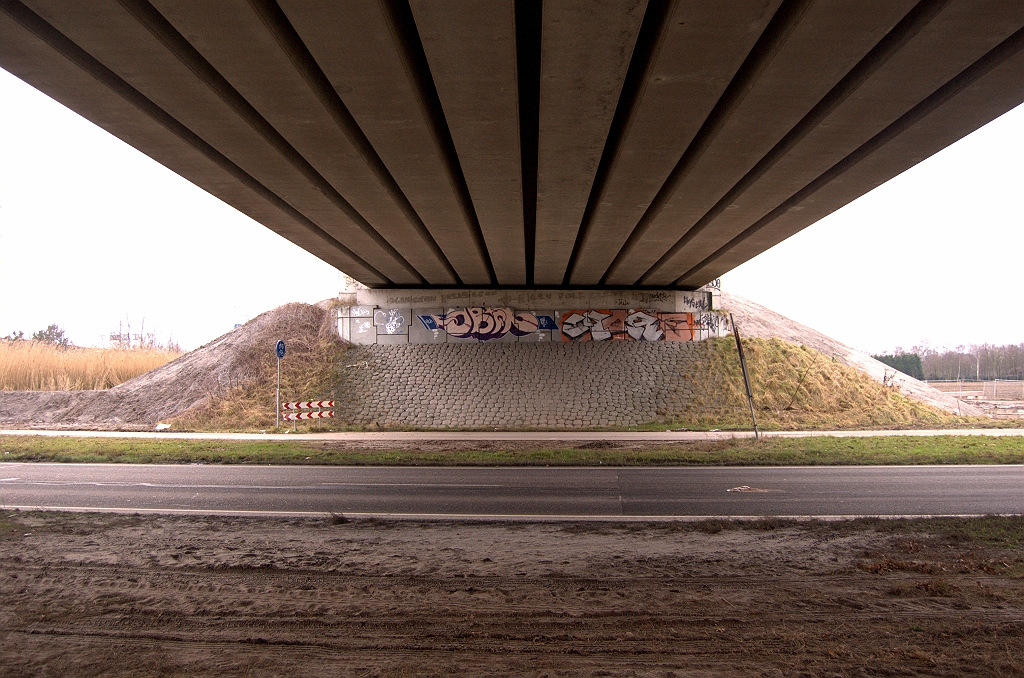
[872,353,924,380]
[873,344,1024,381]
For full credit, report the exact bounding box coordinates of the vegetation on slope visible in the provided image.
[171,303,347,431]
[670,338,970,430]
[172,318,987,432]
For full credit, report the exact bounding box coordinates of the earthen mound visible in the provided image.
[0,303,334,429]
[721,293,982,416]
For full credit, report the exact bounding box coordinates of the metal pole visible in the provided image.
[730,313,759,440]
[276,355,280,430]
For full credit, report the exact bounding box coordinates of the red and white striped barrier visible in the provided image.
[281,400,335,410]
[281,410,335,421]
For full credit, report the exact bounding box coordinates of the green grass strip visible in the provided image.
[0,434,1021,466]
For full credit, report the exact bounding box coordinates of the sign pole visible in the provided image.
[275,340,286,429]
[730,314,760,441]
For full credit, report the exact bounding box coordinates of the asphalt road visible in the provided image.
[2,464,1021,519]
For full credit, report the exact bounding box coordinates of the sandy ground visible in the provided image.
[1,512,1021,677]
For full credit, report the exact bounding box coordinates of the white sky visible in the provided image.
[1,66,1021,352]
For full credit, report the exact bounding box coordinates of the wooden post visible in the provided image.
[730,314,759,440]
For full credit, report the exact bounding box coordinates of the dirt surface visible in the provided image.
[1,512,1021,676]
[916,384,1024,420]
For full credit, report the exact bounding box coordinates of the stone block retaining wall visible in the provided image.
[335,341,717,428]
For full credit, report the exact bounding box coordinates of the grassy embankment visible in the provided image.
[0,313,1007,432]
[174,333,1004,432]
[1,434,1021,466]
[171,304,347,431]
[664,337,985,430]
[0,341,181,390]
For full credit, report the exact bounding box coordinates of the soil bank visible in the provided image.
[1,512,1021,677]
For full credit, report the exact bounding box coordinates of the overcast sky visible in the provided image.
[1,66,1021,352]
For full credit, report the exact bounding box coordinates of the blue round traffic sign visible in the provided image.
[275,340,286,359]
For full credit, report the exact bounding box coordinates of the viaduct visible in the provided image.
[1,1,1021,425]
[2,0,1021,291]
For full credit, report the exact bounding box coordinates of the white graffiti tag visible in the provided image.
[560,310,612,340]
[373,308,406,334]
[625,310,663,341]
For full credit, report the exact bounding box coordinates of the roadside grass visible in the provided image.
[854,514,1024,548]
[1,434,1021,466]
[6,511,1020,546]
[0,342,181,390]
[560,515,1024,546]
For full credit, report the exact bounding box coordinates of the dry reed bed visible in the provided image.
[0,341,181,390]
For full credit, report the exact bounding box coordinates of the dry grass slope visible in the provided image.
[0,341,181,391]
[673,337,962,430]
[172,303,346,431]
[178,314,966,431]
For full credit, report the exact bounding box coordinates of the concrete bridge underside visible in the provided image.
[1,0,1021,289]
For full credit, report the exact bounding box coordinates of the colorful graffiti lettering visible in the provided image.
[625,310,662,341]
[511,310,557,335]
[416,314,443,331]
[560,310,610,341]
[660,313,695,341]
[557,310,719,342]
[559,310,620,341]
[417,308,558,342]
[440,307,509,341]
[397,307,730,344]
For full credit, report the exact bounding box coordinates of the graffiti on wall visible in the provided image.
[559,309,705,342]
[340,305,730,344]
[694,312,726,337]
[678,294,711,312]
[560,309,662,341]
[417,308,557,341]
[374,308,407,335]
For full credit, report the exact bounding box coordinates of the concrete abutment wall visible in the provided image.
[328,287,729,428]
[337,287,727,345]
[335,341,719,429]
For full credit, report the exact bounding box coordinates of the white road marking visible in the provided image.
[0,504,1015,521]
[2,480,503,490]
